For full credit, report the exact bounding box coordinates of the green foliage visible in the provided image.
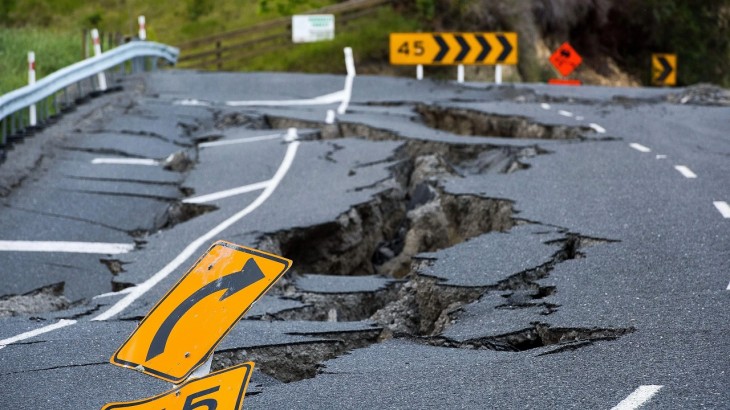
[415,0,436,22]
[0,28,77,94]
[187,0,214,21]
[243,9,419,72]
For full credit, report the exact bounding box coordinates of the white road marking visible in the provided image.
[540,103,551,110]
[674,165,697,179]
[183,180,270,204]
[0,319,76,350]
[713,201,730,218]
[656,155,667,159]
[0,241,134,254]
[589,123,606,133]
[558,110,574,117]
[629,143,651,153]
[325,109,336,124]
[92,158,159,166]
[92,139,301,321]
[174,99,212,107]
[225,90,345,107]
[610,385,663,410]
[93,287,135,299]
[337,47,356,115]
[199,133,282,148]
[575,115,584,121]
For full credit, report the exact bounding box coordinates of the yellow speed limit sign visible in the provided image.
[390,32,517,65]
[102,362,254,410]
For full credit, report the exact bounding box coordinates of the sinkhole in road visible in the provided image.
[0,283,70,317]
[198,111,632,384]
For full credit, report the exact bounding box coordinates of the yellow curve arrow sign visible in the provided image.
[111,241,291,383]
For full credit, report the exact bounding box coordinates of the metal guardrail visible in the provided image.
[0,40,179,153]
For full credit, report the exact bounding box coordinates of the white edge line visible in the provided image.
[610,385,663,410]
[713,201,730,219]
[0,319,77,349]
[337,46,355,115]
[183,180,271,204]
[92,139,301,321]
[92,158,160,166]
[726,279,730,291]
[629,143,651,153]
[540,103,551,110]
[199,133,282,148]
[0,241,134,254]
[674,165,697,179]
[225,90,345,107]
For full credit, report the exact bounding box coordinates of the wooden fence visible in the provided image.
[176,0,391,71]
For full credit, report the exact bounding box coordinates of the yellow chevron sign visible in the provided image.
[390,33,518,65]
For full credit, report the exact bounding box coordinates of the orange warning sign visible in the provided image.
[102,362,254,410]
[390,32,518,65]
[111,241,291,383]
[549,42,582,77]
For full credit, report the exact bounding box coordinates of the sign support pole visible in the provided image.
[457,64,464,83]
[416,64,423,80]
[495,65,503,84]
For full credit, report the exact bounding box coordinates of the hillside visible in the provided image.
[0,0,728,93]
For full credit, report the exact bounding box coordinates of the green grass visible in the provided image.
[0,28,78,94]
[242,9,420,73]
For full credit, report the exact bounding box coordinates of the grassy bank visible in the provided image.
[0,28,78,94]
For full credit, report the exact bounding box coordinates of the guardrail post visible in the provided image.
[28,52,37,127]
[91,29,108,91]
[138,16,147,40]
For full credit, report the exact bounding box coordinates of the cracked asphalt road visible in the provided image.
[0,71,728,409]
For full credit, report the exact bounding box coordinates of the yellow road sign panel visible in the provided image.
[652,53,676,86]
[102,362,254,410]
[111,241,291,383]
[390,32,517,65]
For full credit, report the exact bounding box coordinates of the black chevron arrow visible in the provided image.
[434,35,449,62]
[146,258,265,361]
[454,35,470,62]
[656,56,673,82]
[496,34,513,62]
[476,35,491,62]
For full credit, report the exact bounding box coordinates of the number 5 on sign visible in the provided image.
[102,362,254,410]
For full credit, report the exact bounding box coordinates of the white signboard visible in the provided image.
[292,15,335,43]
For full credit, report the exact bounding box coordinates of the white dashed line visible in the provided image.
[0,241,134,254]
[0,319,77,350]
[540,103,551,110]
[611,385,663,410]
[589,123,606,133]
[575,115,584,121]
[656,155,667,159]
[674,165,697,179]
[91,158,159,166]
[629,143,651,153]
[558,110,574,117]
[183,180,270,204]
[174,99,212,107]
[199,133,282,148]
[91,139,301,321]
[713,201,730,218]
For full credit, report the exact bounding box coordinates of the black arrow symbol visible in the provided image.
[476,35,491,62]
[496,34,513,62]
[146,258,265,361]
[434,35,449,62]
[656,56,673,82]
[454,35,470,62]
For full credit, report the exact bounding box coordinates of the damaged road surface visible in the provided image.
[0,71,728,409]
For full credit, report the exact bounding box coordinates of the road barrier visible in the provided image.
[177,0,390,70]
[0,40,179,160]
